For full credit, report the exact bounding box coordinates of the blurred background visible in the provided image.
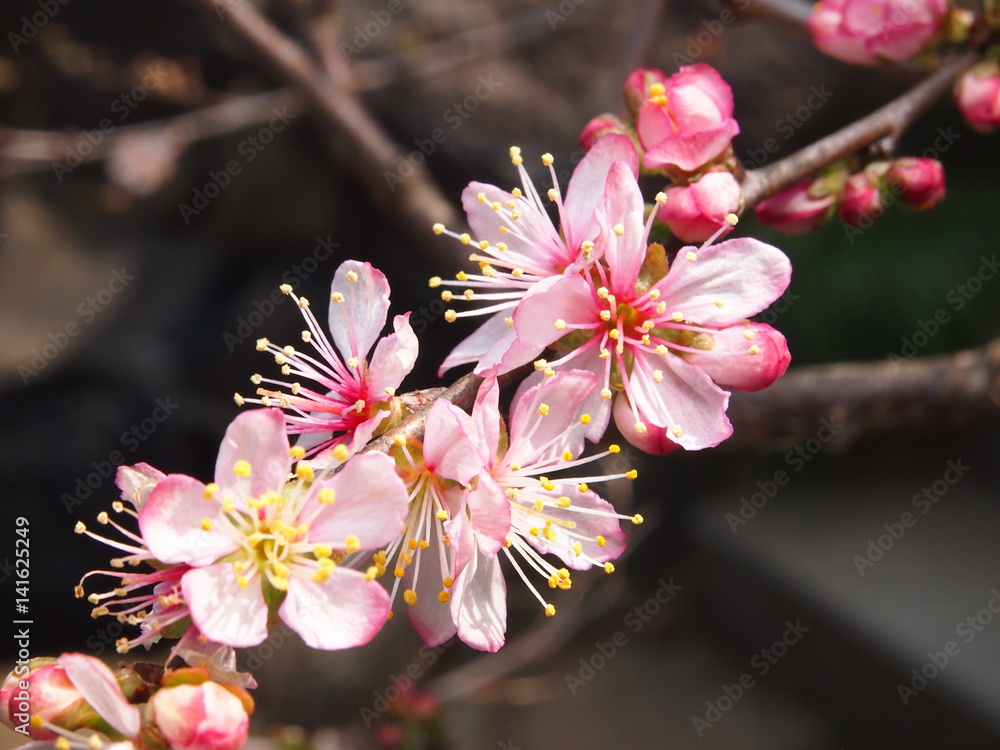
[2,0,999,748]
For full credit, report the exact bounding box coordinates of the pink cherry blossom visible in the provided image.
[634,64,740,174]
[238,260,417,464]
[138,408,409,650]
[955,61,1000,134]
[432,135,639,376]
[514,161,792,452]
[446,374,635,650]
[754,179,837,235]
[578,113,629,150]
[148,682,248,750]
[1,660,86,740]
[657,171,742,243]
[806,0,950,66]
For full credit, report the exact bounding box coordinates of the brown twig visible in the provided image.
[740,52,979,207]
[724,336,1000,451]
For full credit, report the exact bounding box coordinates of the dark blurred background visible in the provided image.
[2,1,999,748]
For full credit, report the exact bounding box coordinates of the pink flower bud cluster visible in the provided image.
[955,59,1000,133]
[581,64,743,243]
[755,157,945,234]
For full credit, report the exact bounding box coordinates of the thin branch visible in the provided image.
[741,52,979,207]
[187,0,460,264]
[724,336,1000,451]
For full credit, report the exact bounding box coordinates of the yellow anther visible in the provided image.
[716,299,726,308]
[445,310,457,323]
[436,509,448,521]
[726,213,739,226]
[479,240,490,250]
[685,251,697,262]
[233,393,245,406]
[541,479,556,492]
[346,270,359,283]
[429,276,442,287]
[301,330,312,342]
[656,344,669,356]
[509,146,523,165]
[652,369,664,383]
[346,357,359,368]
[632,514,644,524]
[505,316,514,327]
[572,541,583,556]
[345,535,361,554]
[672,311,684,322]
[463,289,474,301]
[529,527,540,536]
[394,567,406,578]
[477,191,487,203]
[331,444,350,463]
[438,591,451,603]
[577,482,589,492]
[419,540,429,549]
[604,562,615,574]
[203,483,220,499]
[608,329,619,340]
[298,297,310,309]
[330,292,344,303]
[233,460,252,477]
[600,388,612,399]
[545,604,556,617]
[554,318,566,330]
[403,589,418,605]
[318,488,336,505]
[597,286,610,299]
[541,152,554,166]
[743,328,756,340]
[289,445,306,460]
[634,422,647,434]
[562,451,573,462]
[498,242,509,252]
[555,496,572,508]
[534,358,548,370]
[236,576,248,589]
[656,301,668,315]
[256,337,269,351]
[654,191,667,205]
[200,518,212,531]
[596,535,606,547]
[296,463,315,482]
[626,469,638,480]
[538,403,550,416]
[459,233,471,245]
[580,414,591,425]
[609,444,621,453]
[365,566,379,581]
[748,344,761,355]
[612,223,626,236]
[443,576,454,588]
[600,310,612,321]
[547,188,558,202]
[313,543,333,559]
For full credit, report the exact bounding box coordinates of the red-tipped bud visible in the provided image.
[755,178,837,235]
[838,163,890,227]
[0,660,88,740]
[887,157,945,210]
[148,682,250,750]
[657,171,741,243]
[955,60,1000,134]
[578,113,629,151]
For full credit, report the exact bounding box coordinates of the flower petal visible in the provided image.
[683,322,791,391]
[303,452,409,551]
[508,370,600,466]
[652,236,791,326]
[181,564,269,648]
[598,161,647,297]
[280,568,390,650]
[513,274,596,351]
[563,133,639,250]
[214,408,290,498]
[367,312,419,396]
[450,542,506,652]
[518,487,626,570]
[115,463,165,511]
[58,654,140,739]
[423,400,486,486]
[439,309,518,376]
[329,260,390,363]
[139,475,240,566]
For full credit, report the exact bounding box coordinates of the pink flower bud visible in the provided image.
[806,0,950,66]
[634,64,740,174]
[839,166,888,227]
[955,61,1000,134]
[684,322,791,392]
[149,682,249,750]
[578,113,629,151]
[754,179,836,235]
[1,660,87,740]
[887,157,945,210]
[623,68,667,116]
[657,171,741,243]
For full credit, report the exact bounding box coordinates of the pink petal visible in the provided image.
[280,568,390,650]
[450,542,506,652]
[513,275,596,351]
[563,133,639,250]
[303,453,409,551]
[642,119,740,172]
[653,236,791,327]
[464,474,512,553]
[599,161,647,297]
[423,400,486,485]
[684,322,791,391]
[214,408,290,498]
[670,64,736,121]
[181,564,269,647]
[519,487,626,569]
[139,475,240,566]
[626,351,732,451]
[508,370,600,466]
[58,654,140,739]
[115,463,165,511]
[472,376,502,460]
[367,313,419,396]
[613,395,683,455]
[329,260,390,363]
[439,310,516,376]
[404,514,458,647]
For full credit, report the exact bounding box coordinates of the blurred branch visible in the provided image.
[188,0,460,264]
[725,335,1000,451]
[741,52,979,207]
[737,0,812,28]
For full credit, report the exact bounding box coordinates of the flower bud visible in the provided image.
[683,322,791,392]
[1,659,88,740]
[886,157,945,210]
[838,164,889,227]
[578,113,629,151]
[954,60,1000,134]
[806,0,950,66]
[623,68,667,116]
[754,178,837,235]
[149,682,249,750]
[657,171,741,243]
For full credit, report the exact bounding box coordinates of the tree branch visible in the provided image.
[740,52,979,208]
